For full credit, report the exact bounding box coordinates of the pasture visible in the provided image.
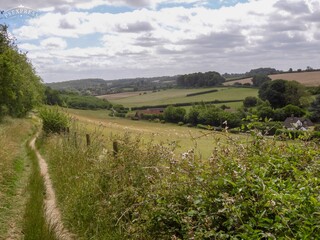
[98,87,258,108]
[64,108,246,159]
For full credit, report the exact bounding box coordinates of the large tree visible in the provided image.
[309,95,320,122]
[258,79,307,108]
[251,75,271,87]
[0,25,43,119]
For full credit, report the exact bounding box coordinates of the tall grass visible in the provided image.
[0,118,33,237]
[41,120,320,239]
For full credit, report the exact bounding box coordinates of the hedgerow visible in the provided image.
[42,124,320,239]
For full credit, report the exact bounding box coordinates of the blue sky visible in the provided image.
[1,0,320,83]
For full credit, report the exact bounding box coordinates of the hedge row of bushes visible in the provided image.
[275,129,320,140]
[186,89,218,97]
[131,100,242,110]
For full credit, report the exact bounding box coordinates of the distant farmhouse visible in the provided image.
[284,116,314,131]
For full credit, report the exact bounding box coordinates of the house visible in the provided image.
[135,108,165,119]
[284,116,314,131]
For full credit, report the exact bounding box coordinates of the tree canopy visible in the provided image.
[251,75,271,87]
[258,79,307,108]
[177,71,225,87]
[0,25,43,119]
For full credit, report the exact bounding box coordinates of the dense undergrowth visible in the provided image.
[40,122,320,239]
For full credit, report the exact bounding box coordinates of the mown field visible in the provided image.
[224,71,320,86]
[98,87,258,108]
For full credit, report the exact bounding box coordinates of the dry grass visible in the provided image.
[0,117,34,238]
[224,71,320,86]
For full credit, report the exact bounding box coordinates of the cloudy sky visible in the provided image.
[1,0,319,83]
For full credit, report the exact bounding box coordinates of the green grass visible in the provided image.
[0,116,56,239]
[108,87,258,108]
[63,108,240,159]
[39,114,320,239]
[0,117,34,237]
[23,143,56,240]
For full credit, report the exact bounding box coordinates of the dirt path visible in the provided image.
[29,133,75,240]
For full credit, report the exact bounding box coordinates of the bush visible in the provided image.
[39,107,69,134]
[243,96,258,108]
[178,122,184,126]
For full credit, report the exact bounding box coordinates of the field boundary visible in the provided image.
[131,99,243,110]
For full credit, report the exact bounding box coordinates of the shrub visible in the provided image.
[41,125,320,239]
[39,107,69,134]
[243,96,258,108]
[178,122,184,126]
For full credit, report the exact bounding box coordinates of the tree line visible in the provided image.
[0,25,43,120]
[177,71,225,87]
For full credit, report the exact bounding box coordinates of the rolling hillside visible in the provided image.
[224,71,320,86]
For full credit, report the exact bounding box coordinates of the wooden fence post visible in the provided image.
[113,141,118,157]
[74,132,77,147]
[86,134,91,147]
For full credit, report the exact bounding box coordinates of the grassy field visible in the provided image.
[98,87,258,108]
[64,108,246,159]
[224,71,320,86]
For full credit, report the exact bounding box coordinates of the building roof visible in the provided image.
[284,117,314,129]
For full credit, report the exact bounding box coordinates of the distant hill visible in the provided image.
[46,76,177,95]
[47,78,107,91]
[224,71,320,87]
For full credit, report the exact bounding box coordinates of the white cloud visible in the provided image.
[40,37,67,49]
[6,0,320,82]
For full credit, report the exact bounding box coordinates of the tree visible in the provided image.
[177,71,225,87]
[251,75,271,87]
[164,106,186,123]
[258,79,307,108]
[0,24,43,119]
[309,95,320,122]
[243,96,258,108]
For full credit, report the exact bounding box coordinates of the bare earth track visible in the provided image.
[29,133,75,240]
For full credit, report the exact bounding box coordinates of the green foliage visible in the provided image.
[309,95,320,122]
[60,93,112,110]
[259,80,308,108]
[0,25,44,118]
[42,126,320,239]
[44,87,62,105]
[39,107,69,134]
[186,89,218,97]
[243,96,258,108]
[177,71,225,87]
[164,106,186,123]
[251,74,271,87]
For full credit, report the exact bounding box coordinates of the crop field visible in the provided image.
[64,108,247,159]
[99,87,258,108]
[224,71,320,86]
[97,91,152,100]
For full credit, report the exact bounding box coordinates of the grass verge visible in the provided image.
[22,139,56,240]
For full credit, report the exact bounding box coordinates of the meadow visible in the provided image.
[99,87,258,108]
[64,108,241,159]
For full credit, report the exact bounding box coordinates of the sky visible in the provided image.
[0,0,319,83]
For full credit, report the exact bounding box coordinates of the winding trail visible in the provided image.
[29,133,75,240]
